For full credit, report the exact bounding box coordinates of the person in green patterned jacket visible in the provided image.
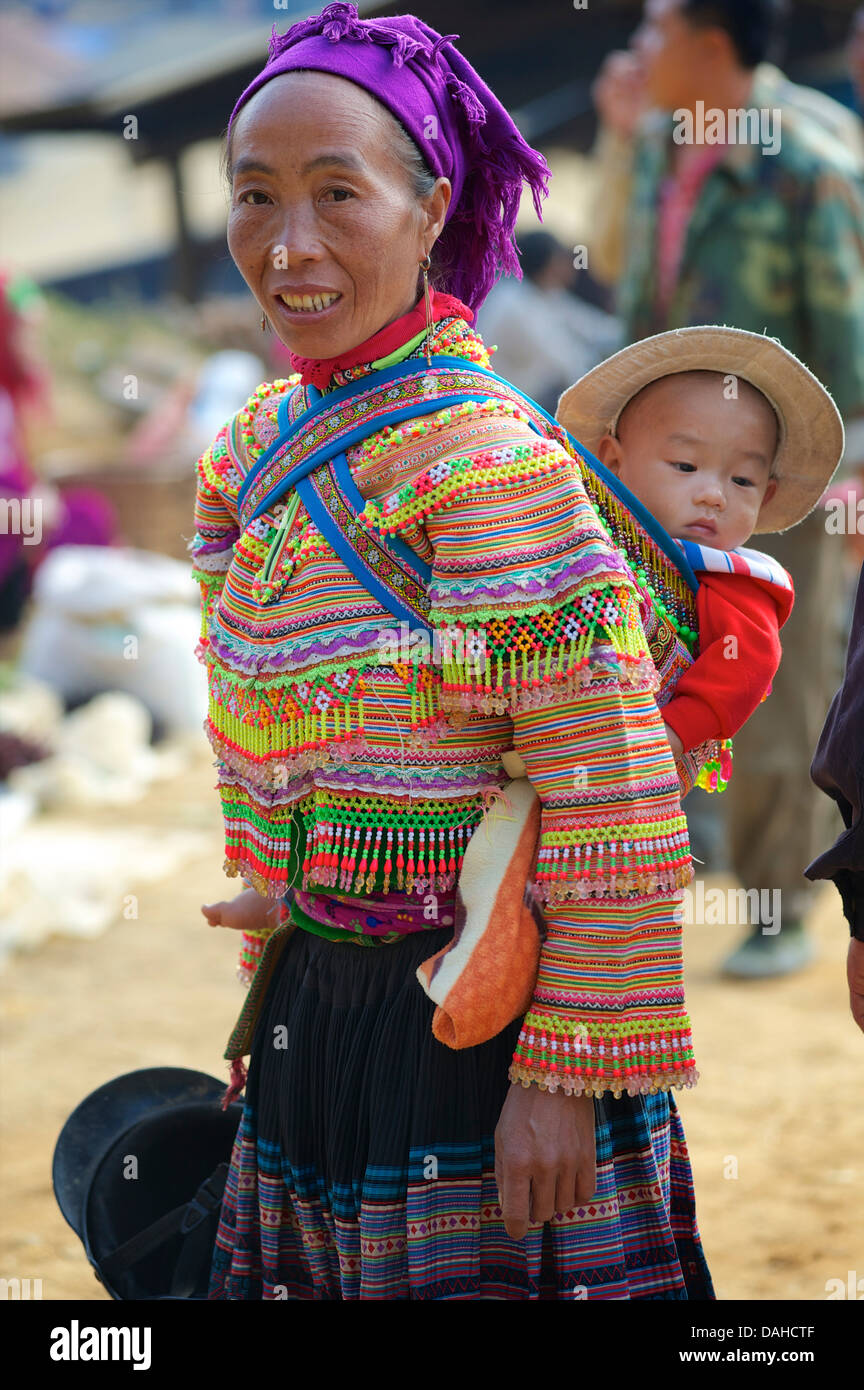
[590,0,864,977]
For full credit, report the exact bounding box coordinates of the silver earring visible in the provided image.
[420,255,433,367]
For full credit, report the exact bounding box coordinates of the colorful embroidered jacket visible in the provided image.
[191,315,704,1100]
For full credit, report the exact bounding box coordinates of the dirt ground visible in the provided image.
[1,748,861,1302]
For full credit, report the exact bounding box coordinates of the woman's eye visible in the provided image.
[237,190,270,206]
[324,187,353,202]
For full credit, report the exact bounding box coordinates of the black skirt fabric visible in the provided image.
[209,925,715,1300]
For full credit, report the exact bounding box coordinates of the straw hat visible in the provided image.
[556,326,844,534]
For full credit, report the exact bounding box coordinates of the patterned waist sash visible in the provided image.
[292,886,456,946]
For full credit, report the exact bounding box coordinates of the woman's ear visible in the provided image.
[596,433,623,473]
[424,178,452,245]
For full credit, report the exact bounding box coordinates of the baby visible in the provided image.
[557,325,844,768]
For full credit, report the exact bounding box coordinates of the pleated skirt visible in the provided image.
[208,925,715,1300]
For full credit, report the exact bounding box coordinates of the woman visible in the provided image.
[192,3,714,1300]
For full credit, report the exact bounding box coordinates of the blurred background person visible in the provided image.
[589,0,864,979]
[477,230,620,414]
[0,271,116,654]
[122,348,266,469]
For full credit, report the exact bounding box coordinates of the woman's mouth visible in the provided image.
[275,290,342,316]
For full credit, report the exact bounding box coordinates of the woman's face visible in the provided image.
[227,71,451,359]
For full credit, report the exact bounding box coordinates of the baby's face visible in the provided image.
[598,371,778,550]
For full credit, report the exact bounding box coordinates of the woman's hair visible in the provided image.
[220,76,447,291]
[386,117,451,292]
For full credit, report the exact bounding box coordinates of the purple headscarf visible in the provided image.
[226,2,550,313]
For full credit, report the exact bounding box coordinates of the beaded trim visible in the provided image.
[299,790,484,896]
[360,434,561,534]
[509,1005,698,1101]
[535,817,692,902]
[219,783,487,899]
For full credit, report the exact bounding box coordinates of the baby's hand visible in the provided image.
[663,721,685,761]
[201,887,281,934]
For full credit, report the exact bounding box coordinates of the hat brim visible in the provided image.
[556,326,844,534]
[52,1067,229,1241]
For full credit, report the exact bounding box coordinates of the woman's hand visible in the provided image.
[848,937,864,1033]
[201,887,280,934]
[494,1082,596,1241]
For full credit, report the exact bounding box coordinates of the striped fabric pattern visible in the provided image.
[209,1100,711,1295]
[676,537,794,590]
[210,1099,712,1300]
[208,922,713,1301]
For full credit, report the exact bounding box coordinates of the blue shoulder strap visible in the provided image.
[294,464,432,632]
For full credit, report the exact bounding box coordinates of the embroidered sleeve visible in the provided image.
[507,686,695,1099]
[365,419,696,1099]
[190,379,295,644]
[190,419,242,640]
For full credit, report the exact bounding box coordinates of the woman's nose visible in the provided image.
[270,209,324,266]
